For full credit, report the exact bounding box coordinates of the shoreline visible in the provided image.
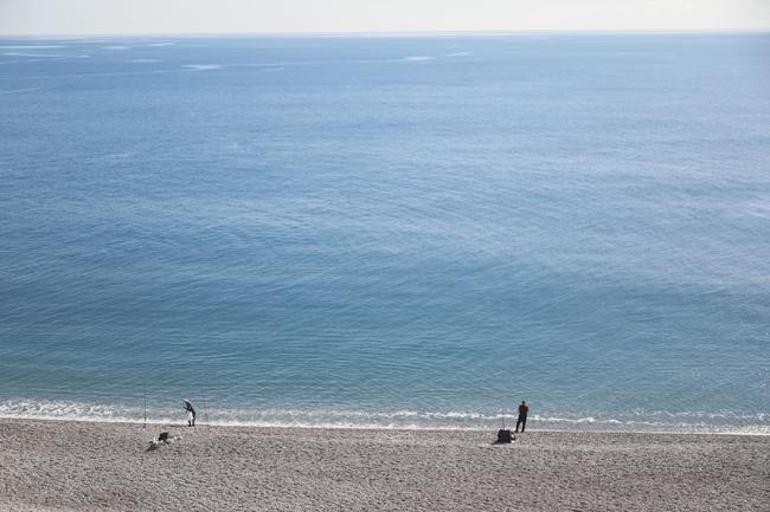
[0,414,766,436]
[1,417,767,511]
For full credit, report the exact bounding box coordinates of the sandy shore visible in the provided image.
[0,418,766,511]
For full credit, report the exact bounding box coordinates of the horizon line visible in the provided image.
[2,27,769,39]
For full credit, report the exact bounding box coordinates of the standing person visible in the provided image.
[183,400,196,427]
[515,400,529,433]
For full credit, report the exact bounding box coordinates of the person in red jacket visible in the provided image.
[515,400,529,433]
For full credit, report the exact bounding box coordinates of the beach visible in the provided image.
[2,27,769,512]
[0,419,766,511]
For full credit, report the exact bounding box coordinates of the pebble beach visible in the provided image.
[0,418,767,511]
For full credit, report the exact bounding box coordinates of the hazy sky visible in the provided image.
[1,0,769,35]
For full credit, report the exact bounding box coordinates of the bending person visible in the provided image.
[183,399,196,427]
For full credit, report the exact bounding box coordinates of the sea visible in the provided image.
[1,33,768,433]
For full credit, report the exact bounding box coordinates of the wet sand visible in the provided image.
[0,418,767,511]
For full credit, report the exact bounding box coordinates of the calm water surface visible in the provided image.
[0,33,768,432]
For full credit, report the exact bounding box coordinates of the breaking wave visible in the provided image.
[0,398,766,435]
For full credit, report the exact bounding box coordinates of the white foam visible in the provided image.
[130,59,161,64]
[446,51,472,57]
[0,86,45,95]
[102,45,130,51]
[0,399,766,435]
[403,56,435,62]
[183,64,222,71]
[104,152,135,159]
[3,52,68,58]
[0,45,65,50]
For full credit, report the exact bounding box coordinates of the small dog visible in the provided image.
[146,432,182,451]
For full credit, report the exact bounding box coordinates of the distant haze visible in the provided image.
[1,0,769,35]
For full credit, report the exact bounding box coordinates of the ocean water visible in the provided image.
[1,33,768,433]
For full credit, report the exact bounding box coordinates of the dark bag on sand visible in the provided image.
[497,429,512,443]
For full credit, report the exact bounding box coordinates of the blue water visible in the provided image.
[1,33,768,433]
